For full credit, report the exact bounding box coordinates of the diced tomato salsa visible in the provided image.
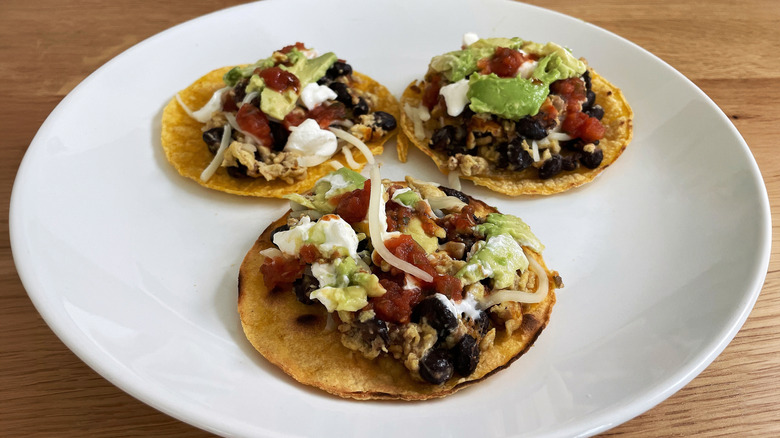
[235,104,273,146]
[332,180,370,224]
[261,256,304,292]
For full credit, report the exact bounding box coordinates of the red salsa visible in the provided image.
[332,180,371,224]
[235,104,273,146]
[256,66,301,93]
[260,256,304,292]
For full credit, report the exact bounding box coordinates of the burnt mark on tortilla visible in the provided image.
[296,314,321,326]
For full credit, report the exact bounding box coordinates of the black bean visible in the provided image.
[371,111,396,131]
[474,311,491,337]
[505,138,534,171]
[226,165,250,178]
[316,76,331,86]
[356,236,369,253]
[292,274,317,305]
[328,82,353,106]
[560,139,584,151]
[451,335,480,376]
[561,154,580,171]
[430,126,455,151]
[325,61,352,80]
[439,186,470,204]
[419,349,453,384]
[270,224,289,242]
[538,154,563,179]
[580,148,604,169]
[353,98,369,117]
[232,78,250,104]
[411,296,458,340]
[357,318,390,344]
[585,104,605,121]
[515,116,548,140]
[202,127,224,154]
[582,70,592,91]
[458,235,477,260]
[583,90,596,110]
[269,122,289,151]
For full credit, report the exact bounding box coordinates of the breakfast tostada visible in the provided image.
[398,34,633,195]
[238,164,559,399]
[161,43,399,197]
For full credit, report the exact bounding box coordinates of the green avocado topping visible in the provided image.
[474,213,544,253]
[428,38,586,119]
[456,234,529,289]
[284,168,366,214]
[222,48,337,119]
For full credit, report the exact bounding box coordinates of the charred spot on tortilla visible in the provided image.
[237,167,560,400]
[161,42,400,198]
[398,35,633,195]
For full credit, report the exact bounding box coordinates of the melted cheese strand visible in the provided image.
[329,127,375,165]
[200,124,232,181]
[448,170,461,190]
[368,165,433,283]
[341,144,361,169]
[242,91,259,105]
[479,250,549,308]
[176,87,230,123]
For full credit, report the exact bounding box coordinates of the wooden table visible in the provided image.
[2,1,778,436]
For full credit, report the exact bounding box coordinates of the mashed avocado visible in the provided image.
[285,168,366,213]
[261,51,338,119]
[456,234,528,289]
[310,256,385,312]
[429,38,586,119]
[475,213,544,252]
[222,48,337,119]
[428,37,524,82]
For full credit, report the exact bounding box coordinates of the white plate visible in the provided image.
[10,0,770,436]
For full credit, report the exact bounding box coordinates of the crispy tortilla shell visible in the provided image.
[238,189,556,400]
[397,70,633,195]
[161,68,400,198]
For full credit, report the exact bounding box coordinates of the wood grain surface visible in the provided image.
[2,0,778,436]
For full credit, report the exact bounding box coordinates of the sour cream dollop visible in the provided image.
[439,79,470,117]
[300,82,338,110]
[284,119,338,167]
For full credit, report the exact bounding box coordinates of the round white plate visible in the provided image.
[10,0,770,436]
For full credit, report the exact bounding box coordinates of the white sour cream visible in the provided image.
[462,32,479,47]
[284,118,338,167]
[300,82,337,110]
[439,79,470,117]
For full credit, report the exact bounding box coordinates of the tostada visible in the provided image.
[162,43,399,197]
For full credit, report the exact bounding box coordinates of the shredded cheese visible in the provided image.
[329,128,375,165]
[176,87,230,123]
[224,112,264,145]
[242,91,258,105]
[547,131,572,141]
[200,124,232,181]
[368,165,433,283]
[259,247,283,259]
[531,140,541,162]
[478,250,549,308]
[327,160,344,170]
[448,170,461,190]
[341,145,361,169]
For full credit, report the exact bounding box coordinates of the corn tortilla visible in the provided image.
[161,68,400,198]
[238,186,556,400]
[397,70,633,195]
